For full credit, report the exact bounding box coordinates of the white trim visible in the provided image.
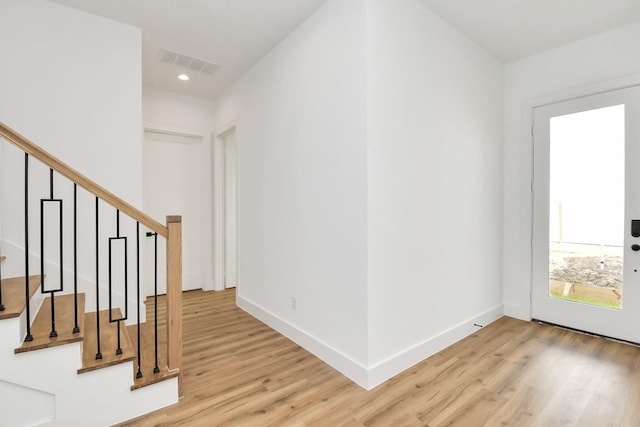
[213,133,224,291]
[213,123,238,291]
[238,294,503,390]
[526,73,640,110]
[143,130,202,145]
[236,294,370,388]
[216,125,237,139]
[201,130,214,292]
[143,122,204,140]
[367,304,504,389]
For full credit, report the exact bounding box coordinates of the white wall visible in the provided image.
[142,87,215,292]
[214,0,370,381]
[503,22,640,319]
[143,87,215,141]
[366,0,504,384]
[0,0,142,201]
[0,0,141,311]
[214,0,504,389]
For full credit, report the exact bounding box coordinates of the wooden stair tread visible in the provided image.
[15,293,86,353]
[0,275,42,320]
[127,322,178,390]
[79,308,135,374]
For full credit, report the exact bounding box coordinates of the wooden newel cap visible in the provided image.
[167,215,182,224]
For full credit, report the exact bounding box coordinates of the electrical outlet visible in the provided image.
[291,296,297,311]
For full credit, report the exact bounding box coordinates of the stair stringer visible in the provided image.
[0,315,178,426]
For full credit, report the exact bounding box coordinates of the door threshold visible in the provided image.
[532,318,640,347]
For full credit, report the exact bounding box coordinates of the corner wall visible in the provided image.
[214,0,505,389]
[503,22,640,319]
[214,0,370,384]
[366,0,504,386]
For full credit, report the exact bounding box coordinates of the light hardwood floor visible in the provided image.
[118,289,640,426]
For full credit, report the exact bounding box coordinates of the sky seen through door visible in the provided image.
[549,104,625,247]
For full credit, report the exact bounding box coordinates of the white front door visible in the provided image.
[143,130,203,295]
[532,85,640,342]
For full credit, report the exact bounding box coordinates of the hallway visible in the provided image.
[119,289,640,426]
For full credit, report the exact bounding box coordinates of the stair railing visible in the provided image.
[0,122,183,395]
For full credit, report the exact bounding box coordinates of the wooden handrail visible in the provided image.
[0,122,167,238]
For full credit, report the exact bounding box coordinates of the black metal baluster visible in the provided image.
[40,171,53,337]
[153,231,159,374]
[95,197,102,360]
[41,168,63,338]
[109,210,128,356]
[113,211,121,355]
[136,222,142,379]
[109,211,119,355]
[24,153,33,342]
[73,184,79,334]
[116,318,122,355]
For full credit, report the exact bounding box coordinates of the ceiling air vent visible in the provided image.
[159,49,218,75]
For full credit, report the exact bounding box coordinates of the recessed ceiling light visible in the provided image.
[178,74,190,81]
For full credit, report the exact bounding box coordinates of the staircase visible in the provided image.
[0,123,183,426]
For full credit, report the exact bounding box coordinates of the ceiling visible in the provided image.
[49,0,328,100]
[50,0,640,100]
[419,0,640,61]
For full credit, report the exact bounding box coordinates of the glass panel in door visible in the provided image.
[548,105,625,309]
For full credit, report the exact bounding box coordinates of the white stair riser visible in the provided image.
[0,297,178,426]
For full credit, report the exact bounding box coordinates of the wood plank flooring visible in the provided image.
[118,289,640,427]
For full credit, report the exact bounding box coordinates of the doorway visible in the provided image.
[532,85,640,342]
[143,129,203,295]
[214,127,238,290]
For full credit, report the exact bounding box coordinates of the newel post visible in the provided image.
[166,215,183,396]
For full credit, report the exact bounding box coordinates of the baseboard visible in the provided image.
[503,303,530,321]
[201,279,216,292]
[238,296,504,390]
[366,304,504,389]
[236,295,370,388]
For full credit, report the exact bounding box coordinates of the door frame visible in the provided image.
[143,123,215,293]
[523,74,640,320]
[213,123,239,291]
